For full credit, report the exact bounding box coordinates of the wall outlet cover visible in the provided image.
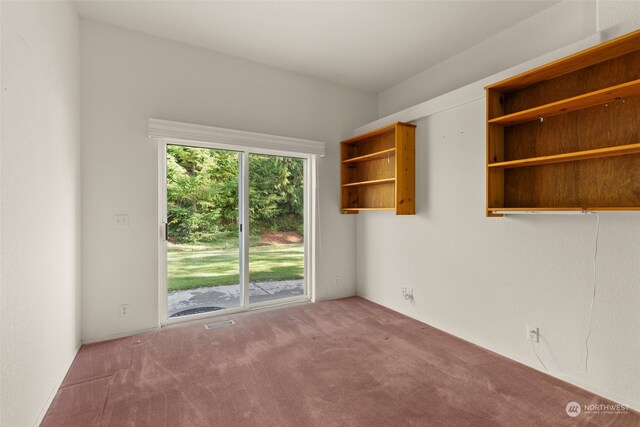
[120,304,130,317]
[114,214,130,227]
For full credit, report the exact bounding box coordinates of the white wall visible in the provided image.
[378,1,597,117]
[598,0,640,30]
[80,19,377,342]
[0,1,81,426]
[358,3,640,411]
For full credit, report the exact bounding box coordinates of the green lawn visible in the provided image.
[168,244,303,292]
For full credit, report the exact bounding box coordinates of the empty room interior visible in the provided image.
[3,0,640,425]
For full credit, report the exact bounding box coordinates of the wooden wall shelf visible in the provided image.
[341,122,415,215]
[492,207,585,211]
[485,29,640,217]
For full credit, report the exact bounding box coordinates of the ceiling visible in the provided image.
[74,1,558,93]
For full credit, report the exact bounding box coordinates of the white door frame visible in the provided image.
[157,139,316,326]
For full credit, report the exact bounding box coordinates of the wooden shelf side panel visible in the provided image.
[486,90,505,216]
[340,142,357,188]
[395,124,416,215]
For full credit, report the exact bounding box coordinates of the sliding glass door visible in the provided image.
[165,145,243,318]
[161,143,308,322]
[248,153,305,304]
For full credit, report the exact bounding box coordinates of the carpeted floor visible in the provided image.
[43,297,639,426]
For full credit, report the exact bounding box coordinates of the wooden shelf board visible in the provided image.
[341,122,415,145]
[489,207,584,212]
[586,207,640,211]
[486,29,640,92]
[342,208,395,212]
[488,143,640,169]
[341,177,395,187]
[488,79,640,126]
[490,207,640,213]
[342,148,396,164]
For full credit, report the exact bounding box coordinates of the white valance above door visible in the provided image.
[148,119,326,156]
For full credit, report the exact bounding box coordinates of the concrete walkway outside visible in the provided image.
[168,280,304,317]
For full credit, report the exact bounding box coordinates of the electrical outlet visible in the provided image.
[334,276,340,287]
[114,214,129,227]
[527,326,539,343]
[120,304,130,317]
[402,287,414,300]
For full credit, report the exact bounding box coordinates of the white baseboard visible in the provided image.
[33,343,81,427]
[81,326,160,345]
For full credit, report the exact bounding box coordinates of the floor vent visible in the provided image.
[204,319,235,330]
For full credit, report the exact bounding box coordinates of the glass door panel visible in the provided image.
[166,145,242,318]
[248,153,305,304]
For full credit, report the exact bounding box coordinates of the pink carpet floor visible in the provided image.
[43,297,639,426]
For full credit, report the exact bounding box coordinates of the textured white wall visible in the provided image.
[0,2,81,426]
[378,1,597,118]
[598,0,640,30]
[80,19,377,342]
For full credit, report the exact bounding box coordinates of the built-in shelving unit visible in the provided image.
[485,29,640,217]
[341,122,415,214]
